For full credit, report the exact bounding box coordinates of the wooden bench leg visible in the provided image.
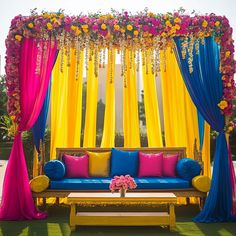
[199,197,206,209]
[70,204,76,231]
[169,203,176,232]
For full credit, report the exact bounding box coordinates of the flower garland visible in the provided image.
[5,9,236,124]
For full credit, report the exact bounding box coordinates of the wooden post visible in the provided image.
[169,203,176,232]
[70,204,76,231]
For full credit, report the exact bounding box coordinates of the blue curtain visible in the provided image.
[32,80,51,152]
[197,111,204,150]
[174,37,233,222]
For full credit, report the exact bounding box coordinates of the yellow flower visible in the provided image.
[75,29,81,36]
[101,23,107,30]
[174,17,181,23]
[133,30,139,36]
[83,28,88,33]
[114,24,120,31]
[121,28,125,33]
[148,12,155,17]
[143,31,149,37]
[126,24,133,31]
[28,22,34,28]
[71,25,77,31]
[198,31,204,37]
[165,20,172,27]
[47,22,53,30]
[174,24,180,30]
[225,51,231,58]
[15,35,22,41]
[161,32,167,37]
[81,24,88,29]
[228,126,233,132]
[218,100,228,109]
[202,20,208,28]
[215,21,220,27]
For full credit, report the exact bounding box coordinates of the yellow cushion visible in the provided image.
[29,175,49,193]
[88,151,111,177]
[192,175,211,192]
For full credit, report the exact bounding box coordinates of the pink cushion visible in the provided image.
[163,155,178,177]
[63,154,89,178]
[138,152,163,177]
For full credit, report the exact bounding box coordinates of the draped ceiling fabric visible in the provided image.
[160,48,200,157]
[142,50,163,147]
[0,38,57,220]
[50,49,84,158]
[175,37,236,222]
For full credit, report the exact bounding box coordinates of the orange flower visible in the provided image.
[81,24,88,29]
[202,20,208,28]
[47,22,53,30]
[101,23,107,30]
[225,51,231,58]
[133,30,139,36]
[126,24,133,31]
[174,24,180,30]
[114,24,120,31]
[174,17,181,23]
[28,22,34,28]
[215,21,220,27]
[15,35,22,41]
[165,20,172,27]
[218,100,228,109]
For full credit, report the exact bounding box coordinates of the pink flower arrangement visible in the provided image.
[4,9,236,125]
[109,175,137,192]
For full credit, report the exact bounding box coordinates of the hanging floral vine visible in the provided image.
[5,9,236,124]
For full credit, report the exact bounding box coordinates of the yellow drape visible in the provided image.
[123,49,140,147]
[160,48,199,157]
[101,49,116,147]
[83,51,98,147]
[50,49,84,159]
[142,50,163,147]
[202,122,211,177]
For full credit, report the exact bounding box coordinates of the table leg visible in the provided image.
[169,203,176,232]
[70,204,76,231]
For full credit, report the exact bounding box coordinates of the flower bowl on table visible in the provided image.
[109,175,137,197]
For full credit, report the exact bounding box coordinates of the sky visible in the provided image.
[0,0,235,75]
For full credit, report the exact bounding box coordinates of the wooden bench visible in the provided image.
[32,147,206,206]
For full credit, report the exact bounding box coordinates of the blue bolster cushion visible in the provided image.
[44,160,65,180]
[176,158,201,181]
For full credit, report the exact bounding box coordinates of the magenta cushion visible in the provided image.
[163,155,178,177]
[63,154,89,178]
[138,152,163,177]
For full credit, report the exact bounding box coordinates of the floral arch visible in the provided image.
[1,9,236,222]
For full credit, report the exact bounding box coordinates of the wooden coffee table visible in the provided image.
[67,192,177,231]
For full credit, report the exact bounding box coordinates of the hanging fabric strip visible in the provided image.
[101,49,116,147]
[123,49,140,147]
[83,50,98,147]
[142,49,163,147]
[160,48,199,157]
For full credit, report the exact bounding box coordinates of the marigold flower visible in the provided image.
[202,20,208,28]
[218,100,228,109]
[81,24,88,29]
[101,23,107,30]
[121,28,125,33]
[165,20,172,27]
[83,28,88,33]
[174,17,181,23]
[227,82,232,87]
[215,21,220,27]
[47,22,53,30]
[126,24,133,31]
[15,35,22,41]
[174,24,180,30]
[28,22,34,28]
[225,51,231,58]
[114,24,120,31]
[71,25,77,31]
[133,30,139,36]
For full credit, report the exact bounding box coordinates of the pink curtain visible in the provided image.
[0,38,57,220]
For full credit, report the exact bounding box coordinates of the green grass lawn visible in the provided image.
[0,204,236,236]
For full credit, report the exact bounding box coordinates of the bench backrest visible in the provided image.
[56,147,187,160]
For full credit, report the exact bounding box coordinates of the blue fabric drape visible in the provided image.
[32,80,51,152]
[197,111,204,150]
[174,37,233,222]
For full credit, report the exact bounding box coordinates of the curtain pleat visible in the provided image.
[101,49,116,147]
[142,50,163,147]
[123,49,140,147]
[160,48,199,157]
[83,51,98,147]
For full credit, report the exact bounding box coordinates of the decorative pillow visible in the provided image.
[192,175,211,192]
[138,152,163,177]
[176,158,202,181]
[162,154,178,177]
[110,148,139,177]
[63,154,89,178]
[88,151,111,177]
[44,160,65,180]
[29,175,49,193]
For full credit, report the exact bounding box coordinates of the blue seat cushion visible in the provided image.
[49,177,190,190]
[176,158,201,181]
[44,160,65,180]
[110,148,139,177]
